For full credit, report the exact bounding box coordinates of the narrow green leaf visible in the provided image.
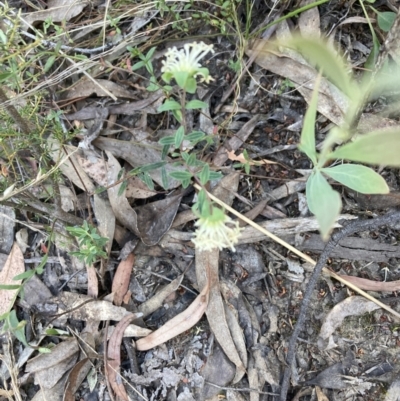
[322,164,389,194]
[0,284,21,290]
[117,180,127,196]
[186,131,206,143]
[199,164,210,185]
[169,171,193,180]
[306,171,342,240]
[172,109,182,123]
[145,46,157,60]
[161,144,170,160]
[158,99,181,112]
[131,60,145,71]
[44,55,56,73]
[13,270,35,280]
[298,74,321,165]
[329,129,400,166]
[174,126,185,148]
[140,161,166,172]
[140,172,154,190]
[161,166,169,189]
[182,178,191,188]
[186,154,198,167]
[209,171,223,180]
[159,136,175,146]
[0,72,14,83]
[185,100,208,110]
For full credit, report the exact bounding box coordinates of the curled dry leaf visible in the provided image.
[136,282,209,351]
[112,253,135,306]
[107,313,141,401]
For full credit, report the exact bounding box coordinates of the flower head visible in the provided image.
[161,42,214,92]
[192,207,242,252]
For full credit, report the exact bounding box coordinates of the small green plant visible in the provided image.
[284,36,400,239]
[66,221,108,265]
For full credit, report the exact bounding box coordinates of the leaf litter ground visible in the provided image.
[1,1,400,401]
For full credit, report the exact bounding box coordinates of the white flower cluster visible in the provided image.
[192,210,242,252]
[161,42,214,84]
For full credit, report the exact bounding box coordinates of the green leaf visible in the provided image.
[283,36,355,99]
[0,284,21,290]
[131,60,145,71]
[298,74,320,165]
[117,180,127,196]
[185,78,197,94]
[44,55,56,73]
[209,171,223,180]
[186,154,198,167]
[158,99,181,112]
[0,72,14,83]
[159,136,175,146]
[161,144,170,160]
[377,11,396,32]
[174,126,185,148]
[147,76,159,92]
[169,171,193,181]
[185,100,208,110]
[140,172,154,190]
[199,164,210,185]
[13,270,35,281]
[329,128,400,166]
[322,164,389,194]
[172,109,182,123]
[140,161,167,172]
[186,131,205,143]
[145,46,156,60]
[161,166,169,189]
[174,71,190,89]
[182,178,191,188]
[306,170,342,240]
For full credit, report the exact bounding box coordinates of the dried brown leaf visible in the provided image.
[64,358,92,401]
[136,282,209,351]
[107,313,139,401]
[112,253,135,306]
[0,242,25,315]
[86,265,98,299]
[339,275,400,292]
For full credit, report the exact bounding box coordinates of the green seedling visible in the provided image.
[66,221,108,265]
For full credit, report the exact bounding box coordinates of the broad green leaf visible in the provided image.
[283,36,355,99]
[329,128,400,166]
[185,100,208,110]
[131,60,145,71]
[172,109,182,123]
[298,73,321,165]
[174,71,190,89]
[0,72,14,83]
[377,11,396,32]
[306,170,342,240]
[199,164,210,185]
[159,136,175,145]
[322,164,388,194]
[158,99,181,112]
[174,126,185,148]
[169,171,193,180]
[185,77,197,94]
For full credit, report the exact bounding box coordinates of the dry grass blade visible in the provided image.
[193,184,400,320]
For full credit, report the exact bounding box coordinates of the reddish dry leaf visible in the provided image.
[136,283,210,351]
[112,253,134,306]
[339,275,400,292]
[0,242,25,315]
[106,313,140,401]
